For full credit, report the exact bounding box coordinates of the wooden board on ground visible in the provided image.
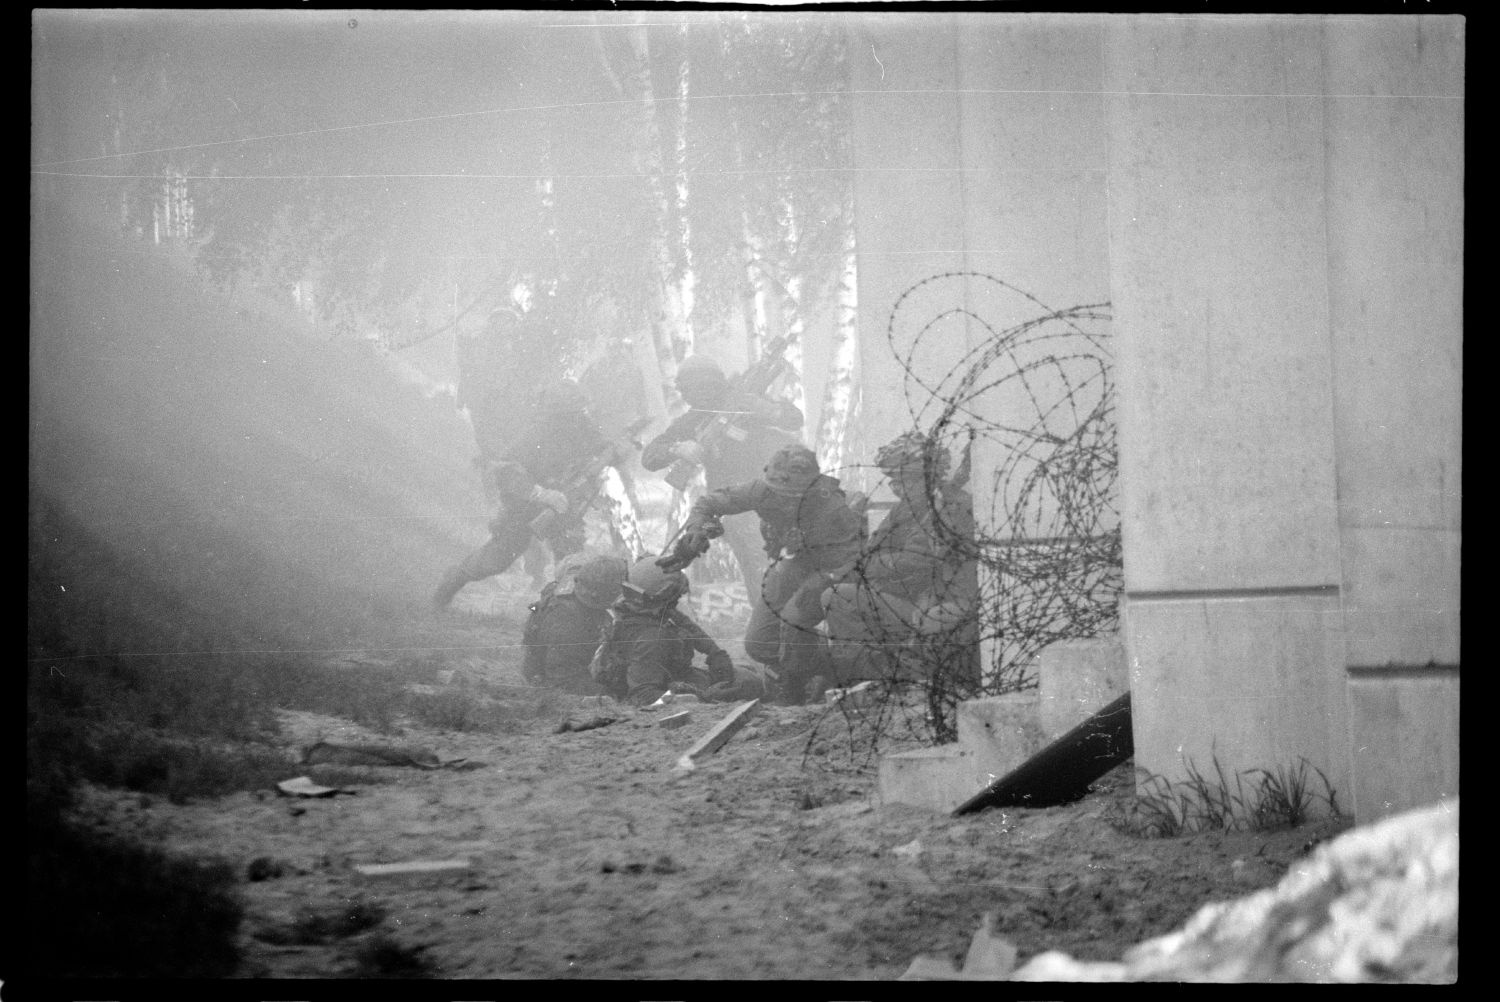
[674,699,760,770]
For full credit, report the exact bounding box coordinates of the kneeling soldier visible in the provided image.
[591,558,770,707]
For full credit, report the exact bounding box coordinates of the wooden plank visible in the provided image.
[354,859,472,879]
[674,699,760,770]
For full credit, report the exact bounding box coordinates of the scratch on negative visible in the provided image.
[871,44,885,80]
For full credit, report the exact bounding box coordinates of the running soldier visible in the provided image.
[432,379,630,610]
[640,354,803,608]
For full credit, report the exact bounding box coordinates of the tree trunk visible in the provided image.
[815,221,860,477]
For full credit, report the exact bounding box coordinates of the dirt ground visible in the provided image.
[63,575,1351,983]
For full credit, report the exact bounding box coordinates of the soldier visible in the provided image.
[659,444,865,704]
[590,558,770,707]
[458,301,557,588]
[821,431,980,689]
[640,355,804,608]
[520,551,629,693]
[432,379,629,610]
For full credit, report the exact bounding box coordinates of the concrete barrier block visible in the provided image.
[1037,637,1128,741]
[878,746,978,813]
[958,692,1047,790]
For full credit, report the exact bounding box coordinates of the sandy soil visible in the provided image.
[66,574,1352,982]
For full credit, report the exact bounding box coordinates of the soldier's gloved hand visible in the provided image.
[530,486,569,514]
[670,440,704,464]
[706,650,735,686]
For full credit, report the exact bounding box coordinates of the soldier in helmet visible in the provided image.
[432,379,632,610]
[640,355,804,608]
[658,444,865,704]
[821,431,980,689]
[590,557,770,707]
[520,551,629,693]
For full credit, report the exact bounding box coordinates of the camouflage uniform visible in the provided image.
[432,381,621,610]
[822,432,981,687]
[640,355,803,608]
[520,553,627,694]
[669,445,864,704]
[592,560,769,707]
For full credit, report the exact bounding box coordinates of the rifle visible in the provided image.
[529,415,651,536]
[663,330,799,491]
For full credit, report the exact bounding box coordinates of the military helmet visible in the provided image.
[764,444,821,492]
[875,431,952,480]
[675,355,729,406]
[539,379,588,416]
[568,553,628,609]
[623,556,689,606]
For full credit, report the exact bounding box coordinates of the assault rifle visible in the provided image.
[663,330,799,492]
[529,415,651,536]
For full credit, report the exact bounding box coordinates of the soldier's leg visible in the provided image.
[774,564,835,704]
[743,557,798,666]
[822,582,919,683]
[914,599,983,693]
[432,520,532,609]
[721,517,769,611]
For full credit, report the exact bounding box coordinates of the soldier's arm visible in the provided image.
[669,609,733,672]
[639,413,702,471]
[688,481,763,524]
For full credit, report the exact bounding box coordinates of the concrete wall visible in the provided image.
[847,13,1461,825]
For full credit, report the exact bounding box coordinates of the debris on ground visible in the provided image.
[555,715,619,734]
[276,776,357,798]
[659,710,693,730]
[301,741,443,769]
[353,859,473,882]
[673,699,760,771]
[899,912,1017,980]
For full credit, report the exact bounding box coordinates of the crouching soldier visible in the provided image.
[658,444,865,705]
[520,551,629,694]
[822,431,980,690]
[591,558,770,707]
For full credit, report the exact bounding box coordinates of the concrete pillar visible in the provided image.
[1105,15,1350,801]
[1320,16,1462,821]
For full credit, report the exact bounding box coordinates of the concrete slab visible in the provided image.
[878,746,979,814]
[957,692,1048,791]
[1037,637,1127,741]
